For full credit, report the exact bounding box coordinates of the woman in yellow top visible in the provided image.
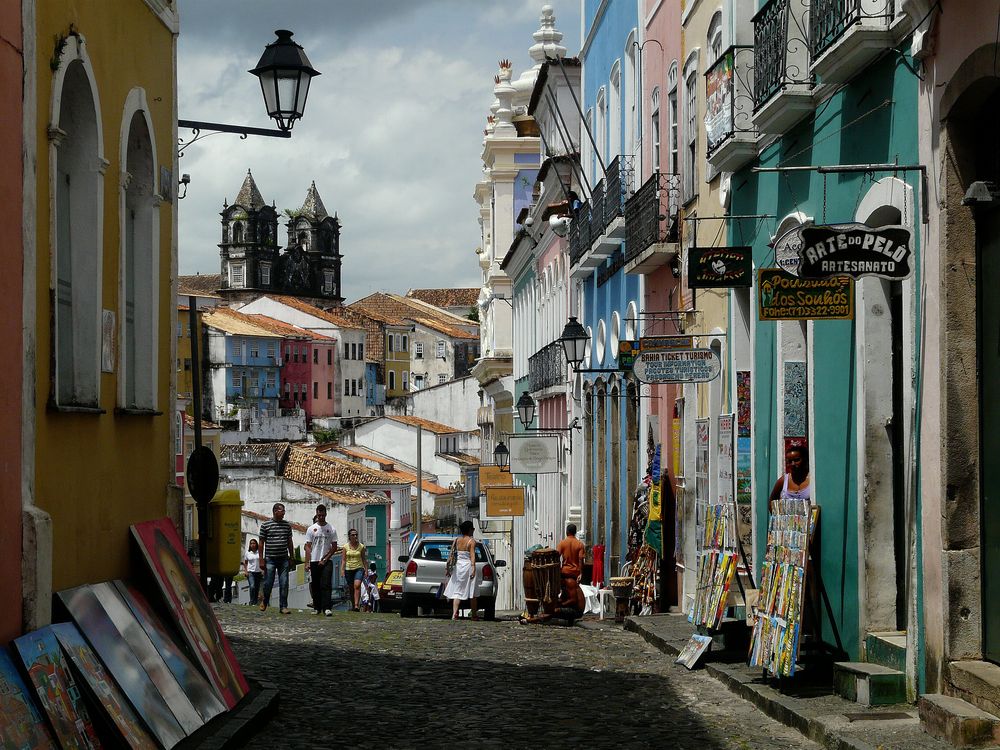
[342,528,368,612]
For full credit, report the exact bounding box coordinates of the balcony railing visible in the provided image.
[624,172,681,264]
[528,341,564,392]
[604,155,635,228]
[569,200,593,265]
[590,179,606,242]
[705,46,756,158]
[810,0,894,61]
[753,0,812,109]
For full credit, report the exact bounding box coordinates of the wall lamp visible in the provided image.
[558,316,631,375]
[493,441,510,471]
[177,29,320,159]
[515,391,580,431]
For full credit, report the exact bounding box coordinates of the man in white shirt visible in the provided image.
[304,504,339,616]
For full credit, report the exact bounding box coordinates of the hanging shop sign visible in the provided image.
[633,348,722,384]
[688,246,753,288]
[508,434,560,474]
[485,486,525,517]
[618,340,640,371]
[796,223,914,280]
[772,224,806,276]
[705,50,734,155]
[479,465,513,488]
[757,268,854,321]
[640,335,694,351]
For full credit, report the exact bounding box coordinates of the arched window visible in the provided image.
[708,12,724,63]
[683,52,700,201]
[609,61,622,160]
[624,30,637,161]
[52,53,103,407]
[584,108,594,184]
[667,62,679,175]
[650,87,661,172]
[595,88,607,179]
[232,222,244,244]
[121,98,159,410]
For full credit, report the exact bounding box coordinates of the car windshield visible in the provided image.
[416,541,486,563]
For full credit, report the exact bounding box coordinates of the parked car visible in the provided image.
[398,535,506,620]
[378,570,403,612]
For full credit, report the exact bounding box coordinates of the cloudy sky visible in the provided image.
[177,0,581,301]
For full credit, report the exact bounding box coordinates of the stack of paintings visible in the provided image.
[748,497,816,677]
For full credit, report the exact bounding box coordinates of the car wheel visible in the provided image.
[482,597,496,621]
[400,593,418,618]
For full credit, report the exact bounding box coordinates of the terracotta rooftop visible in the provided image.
[322,444,392,466]
[338,307,408,363]
[178,274,222,298]
[220,442,290,465]
[181,413,222,431]
[202,307,285,338]
[282,447,410,487]
[297,483,391,507]
[438,452,481,466]
[385,469,452,495]
[243,509,308,533]
[245,314,335,341]
[405,288,479,310]
[267,295,365,331]
[350,292,478,340]
[386,415,472,435]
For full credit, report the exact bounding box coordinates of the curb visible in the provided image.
[625,617,880,750]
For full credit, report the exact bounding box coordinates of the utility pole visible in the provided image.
[416,425,423,538]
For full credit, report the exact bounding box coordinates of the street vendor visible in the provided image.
[768,445,812,510]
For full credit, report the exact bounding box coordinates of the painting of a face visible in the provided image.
[130,519,248,708]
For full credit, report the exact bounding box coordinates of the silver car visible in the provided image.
[398,535,506,620]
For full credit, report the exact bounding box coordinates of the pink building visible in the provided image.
[0,0,23,642]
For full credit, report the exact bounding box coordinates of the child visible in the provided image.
[360,563,381,613]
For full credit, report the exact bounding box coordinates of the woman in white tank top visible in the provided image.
[769,446,812,509]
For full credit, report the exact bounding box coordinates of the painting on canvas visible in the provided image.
[0,648,55,749]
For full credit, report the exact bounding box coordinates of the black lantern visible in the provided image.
[516,392,536,428]
[250,30,321,132]
[559,316,590,368]
[493,441,510,471]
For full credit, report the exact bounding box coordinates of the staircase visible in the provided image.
[833,630,907,706]
[920,659,1000,748]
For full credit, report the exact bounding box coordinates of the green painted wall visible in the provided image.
[365,506,388,579]
[733,53,919,660]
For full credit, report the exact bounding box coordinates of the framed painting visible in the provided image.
[57,586,186,749]
[51,622,157,750]
[0,648,55,749]
[13,626,100,749]
[130,519,248,708]
[113,580,226,723]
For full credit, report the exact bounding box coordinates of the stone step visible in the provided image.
[833,661,906,706]
[919,693,1000,747]
[866,630,907,672]
[949,660,1000,718]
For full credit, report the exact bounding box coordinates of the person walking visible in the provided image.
[304,504,338,616]
[444,520,479,621]
[342,528,368,612]
[242,539,263,606]
[259,502,295,614]
[556,524,585,584]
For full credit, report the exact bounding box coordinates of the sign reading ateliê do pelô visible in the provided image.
[757,269,854,321]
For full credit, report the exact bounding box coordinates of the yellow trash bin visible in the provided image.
[206,489,243,577]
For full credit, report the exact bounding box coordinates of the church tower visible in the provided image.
[219,170,279,302]
[278,181,343,303]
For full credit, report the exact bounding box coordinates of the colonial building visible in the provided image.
[218,171,344,306]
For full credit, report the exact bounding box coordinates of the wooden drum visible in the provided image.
[528,548,561,615]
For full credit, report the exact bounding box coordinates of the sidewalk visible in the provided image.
[626,613,953,750]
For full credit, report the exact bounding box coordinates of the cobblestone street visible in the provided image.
[217,605,820,750]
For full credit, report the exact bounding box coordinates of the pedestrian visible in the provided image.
[304,504,338,616]
[768,445,812,509]
[342,528,368,612]
[444,520,479,621]
[242,539,263,606]
[556,523,585,584]
[259,502,295,614]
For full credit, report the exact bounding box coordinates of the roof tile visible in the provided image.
[282,447,410,487]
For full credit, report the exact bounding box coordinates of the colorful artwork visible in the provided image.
[736,371,751,438]
[130,519,248,709]
[57,585,186,749]
[783,361,808,438]
[88,582,206,733]
[13,627,100,749]
[676,634,713,670]
[50,622,156,750]
[0,648,55,749]
[113,581,227,723]
[705,49,734,153]
[717,414,735,506]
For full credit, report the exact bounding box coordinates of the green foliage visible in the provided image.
[467,306,480,322]
[313,427,340,444]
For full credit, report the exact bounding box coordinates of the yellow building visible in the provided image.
[24,0,179,628]
[176,305,203,400]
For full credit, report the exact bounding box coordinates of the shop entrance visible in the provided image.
[979,206,1000,665]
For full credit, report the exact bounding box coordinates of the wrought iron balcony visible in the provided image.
[603,155,635,228]
[528,341,565,392]
[590,179,606,242]
[753,0,813,110]
[569,200,593,266]
[623,172,681,264]
[705,46,757,168]
[810,0,894,62]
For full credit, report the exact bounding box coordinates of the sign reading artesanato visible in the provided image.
[796,223,913,280]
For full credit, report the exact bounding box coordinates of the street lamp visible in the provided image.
[559,316,589,369]
[516,392,536,428]
[178,29,320,156]
[493,441,510,471]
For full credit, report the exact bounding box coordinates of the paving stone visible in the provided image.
[215,604,819,749]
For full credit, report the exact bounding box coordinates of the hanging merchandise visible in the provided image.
[747,498,819,677]
[629,544,660,614]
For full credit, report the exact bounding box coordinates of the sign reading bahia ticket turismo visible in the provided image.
[632,348,722,384]
[796,223,914,280]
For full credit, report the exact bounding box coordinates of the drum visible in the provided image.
[529,548,561,615]
[523,561,539,616]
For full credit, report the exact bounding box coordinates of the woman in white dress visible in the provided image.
[444,520,479,620]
